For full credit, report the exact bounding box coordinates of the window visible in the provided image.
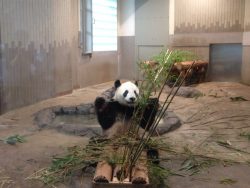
[80,0,117,53]
[92,0,117,51]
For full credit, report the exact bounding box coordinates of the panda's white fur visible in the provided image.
[113,81,139,107]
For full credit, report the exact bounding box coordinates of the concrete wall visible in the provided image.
[0,1,2,114]
[170,0,245,58]
[117,0,250,84]
[0,0,117,113]
[169,0,248,84]
[1,0,250,113]
[78,52,118,88]
[242,0,250,84]
[118,0,136,79]
[118,0,246,81]
[135,0,169,60]
[244,0,250,31]
[118,0,169,80]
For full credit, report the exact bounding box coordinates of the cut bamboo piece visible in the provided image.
[93,161,113,183]
[131,151,149,184]
[131,166,149,184]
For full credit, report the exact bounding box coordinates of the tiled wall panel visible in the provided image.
[175,0,245,33]
[0,0,78,112]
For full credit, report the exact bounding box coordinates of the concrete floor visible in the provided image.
[0,81,250,188]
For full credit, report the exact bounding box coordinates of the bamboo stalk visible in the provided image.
[125,53,175,167]
[129,62,195,170]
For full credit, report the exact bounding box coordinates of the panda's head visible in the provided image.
[113,80,139,107]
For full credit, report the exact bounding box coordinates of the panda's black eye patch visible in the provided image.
[123,90,129,97]
[134,91,138,97]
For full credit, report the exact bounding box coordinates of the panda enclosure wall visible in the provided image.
[0,0,250,114]
[0,0,117,114]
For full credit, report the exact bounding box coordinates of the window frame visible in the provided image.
[80,0,93,55]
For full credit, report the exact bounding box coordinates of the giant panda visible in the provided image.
[94,80,159,139]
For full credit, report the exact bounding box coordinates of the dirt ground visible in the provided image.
[0,81,250,188]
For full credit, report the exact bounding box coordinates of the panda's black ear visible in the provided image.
[114,80,121,88]
[135,80,139,86]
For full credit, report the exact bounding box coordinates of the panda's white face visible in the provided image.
[114,81,139,107]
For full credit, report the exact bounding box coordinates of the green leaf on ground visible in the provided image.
[3,134,26,145]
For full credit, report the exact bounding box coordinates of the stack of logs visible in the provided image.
[144,60,208,86]
[173,60,208,86]
[93,151,150,188]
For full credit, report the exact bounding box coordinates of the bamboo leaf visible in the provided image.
[230,96,248,102]
[219,178,237,185]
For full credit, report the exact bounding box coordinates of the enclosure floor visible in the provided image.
[0,81,250,188]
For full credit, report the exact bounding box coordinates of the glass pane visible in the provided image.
[92,0,117,51]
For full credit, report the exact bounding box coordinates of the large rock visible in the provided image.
[34,109,55,129]
[61,106,77,115]
[154,111,182,136]
[76,103,95,115]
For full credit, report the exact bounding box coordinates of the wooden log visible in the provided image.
[174,61,208,71]
[131,151,149,184]
[93,161,113,183]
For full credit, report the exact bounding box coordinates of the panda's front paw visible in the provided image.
[147,148,160,164]
[95,97,106,111]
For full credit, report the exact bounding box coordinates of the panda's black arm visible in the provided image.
[147,98,159,105]
[94,97,106,111]
[139,98,159,130]
[94,97,119,112]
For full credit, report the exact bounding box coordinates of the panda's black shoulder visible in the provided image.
[94,97,121,130]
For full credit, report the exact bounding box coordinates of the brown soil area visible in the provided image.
[0,81,250,188]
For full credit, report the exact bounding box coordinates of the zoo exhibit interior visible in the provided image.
[0,0,250,188]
